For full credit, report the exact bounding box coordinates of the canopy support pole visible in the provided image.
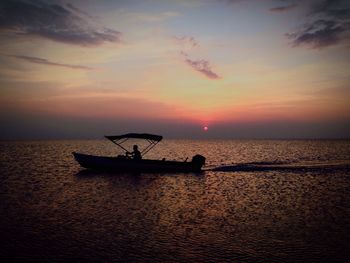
[110,139,129,153]
[141,141,160,156]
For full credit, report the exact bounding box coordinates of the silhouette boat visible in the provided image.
[73,133,205,172]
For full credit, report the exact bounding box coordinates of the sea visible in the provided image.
[0,139,350,262]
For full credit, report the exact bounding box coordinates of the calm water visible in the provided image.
[1,140,350,262]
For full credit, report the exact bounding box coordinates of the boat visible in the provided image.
[73,133,206,173]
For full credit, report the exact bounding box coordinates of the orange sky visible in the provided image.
[0,0,349,139]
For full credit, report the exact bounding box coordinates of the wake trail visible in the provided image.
[205,160,350,172]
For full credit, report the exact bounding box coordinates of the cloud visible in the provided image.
[287,19,347,48]
[0,0,122,46]
[286,0,350,49]
[181,52,220,79]
[8,55,94,70]
[269,4,297,12]
[173,36,220,79]
[310,0,350,16]
[173,35,199,48]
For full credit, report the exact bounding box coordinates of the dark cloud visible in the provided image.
[8,55,94,70]
[0,0,122,46]
[270,4,297,12]
[310,0,349,16]
[181,52,220,80]
[287,0,350,49]
[287,19,347,48]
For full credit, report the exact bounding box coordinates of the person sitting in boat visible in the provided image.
[127,145,142,160]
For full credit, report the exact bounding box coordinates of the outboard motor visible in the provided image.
[191,154,206,167]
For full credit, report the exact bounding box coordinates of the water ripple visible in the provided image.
[1,140,350,262]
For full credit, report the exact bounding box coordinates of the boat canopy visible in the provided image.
[105,133,163,156]
[105,133,162,142]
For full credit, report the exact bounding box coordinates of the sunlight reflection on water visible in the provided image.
[0,140,350,262]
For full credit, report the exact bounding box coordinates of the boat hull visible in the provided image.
[73,152,204,173]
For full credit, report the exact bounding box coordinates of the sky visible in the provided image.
[0,0,349,139]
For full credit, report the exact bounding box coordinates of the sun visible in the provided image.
[203,126,208,131]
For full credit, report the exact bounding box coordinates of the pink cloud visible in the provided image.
[181,52,220,79]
